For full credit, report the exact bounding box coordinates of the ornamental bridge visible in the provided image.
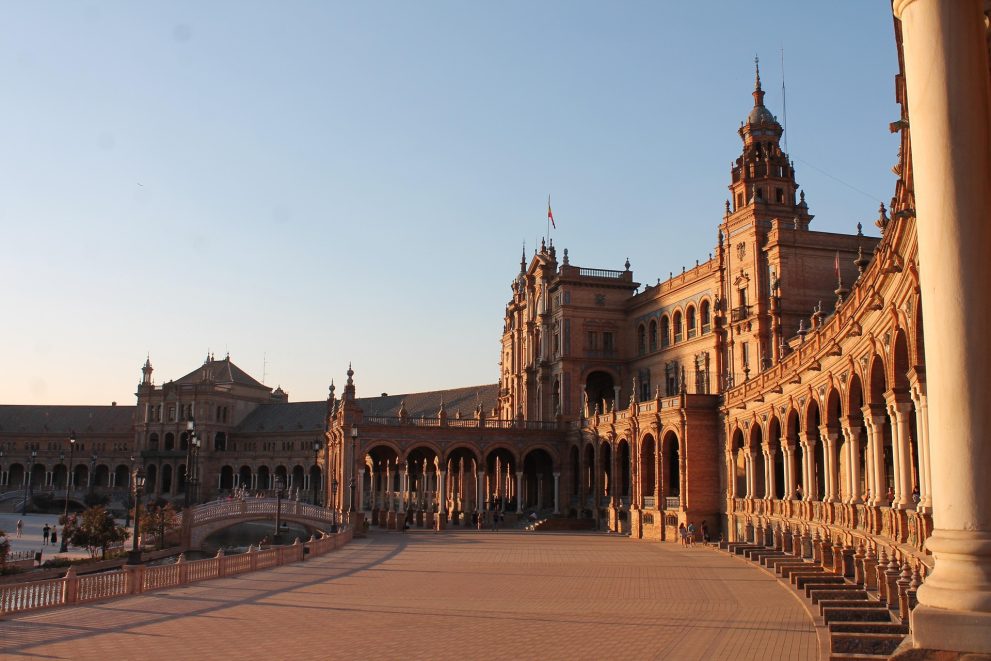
[181,498,350,550]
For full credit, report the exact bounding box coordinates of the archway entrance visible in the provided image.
[585,371,615,414]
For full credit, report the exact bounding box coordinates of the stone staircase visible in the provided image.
[718,538,920,660]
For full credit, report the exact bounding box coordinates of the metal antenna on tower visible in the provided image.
[781,47,788,154]
[262,352,267,384]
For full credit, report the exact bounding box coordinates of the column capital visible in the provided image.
[891,0,918,18]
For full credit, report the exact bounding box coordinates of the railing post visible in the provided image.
[216,548,226,577]
[293,537,302,562]
[62,566,78,605]
[125,564,144,595]
[248,544,257,571]
[177,552,188,585]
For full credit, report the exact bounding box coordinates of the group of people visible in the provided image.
[678,520,709,547]
[40,522,59,546]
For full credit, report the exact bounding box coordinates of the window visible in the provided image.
[660,316,670,347]
[686,306,696,338]
[673,311,683,343]
[603,332,615,353]
[167,406,176,422]
[587,331,599,351]
[741,342,750,371]
[637,325,646,356]
[648,320,657,351]
[701,300,711,333]
[775,187,784,203]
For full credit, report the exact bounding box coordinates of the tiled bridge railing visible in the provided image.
[186,498,337,527]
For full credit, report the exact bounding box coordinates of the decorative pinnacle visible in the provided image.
[754,55,761,91]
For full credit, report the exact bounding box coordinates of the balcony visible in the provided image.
[730,305,751,323]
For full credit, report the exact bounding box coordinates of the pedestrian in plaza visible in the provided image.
[50,529,57,547]
[42,523,51,546]
[15,519,23,538]
[678,522,688,546]
[477,512,484,531]
[701,520,710,544]
[687,521,696,547]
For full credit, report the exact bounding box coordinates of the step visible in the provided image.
[818,599,884,616]
[780,563,821,578]
[829,653,895,661]
[830,632,905,656]
[767,556,809,571]
[795,573,844,588]
[804,580,857,598]
[760,553,794,568]
[828,622,909,635]
[822,605,894,624]
[810,588,869,605]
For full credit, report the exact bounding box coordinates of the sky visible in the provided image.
[0,1,900,405]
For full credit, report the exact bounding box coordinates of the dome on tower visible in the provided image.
[747,104,776,125]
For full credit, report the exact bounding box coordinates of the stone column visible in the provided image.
[910,377,933,512]
[820,426,840,502]
[515,471,524,512]
[862,407,887,506]
[744,450,755,499]
[843,424,863,504]
[888,397,915,509]
[726,450,737,498]
[476,470,483,512]
[553,472,560,514]
[356,468,371,512]
[894,0,991,652]
[764,447,775,500]
[783,443,796,500]
[797,433,812,500]
[438,470,446,514]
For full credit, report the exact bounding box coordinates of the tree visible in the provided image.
[63,506,128,559]
[137,503,181,550]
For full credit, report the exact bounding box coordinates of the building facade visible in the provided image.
[2,2,990,653]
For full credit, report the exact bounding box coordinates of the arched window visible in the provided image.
[637,325,646,356]
[673,311,683,343]
[660,316,670,347]
[701,299,711,333]
[648,320,657,352]
[686,306,696,338]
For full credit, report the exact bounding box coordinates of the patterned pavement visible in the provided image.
[0,531,819,660]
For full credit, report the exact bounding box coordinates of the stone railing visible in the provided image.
[0,527,353,618]
[728,497,932,557]
[186,498,337,527]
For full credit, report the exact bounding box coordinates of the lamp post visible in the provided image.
[190,434,201,506]
[59,432,77,552]
[127,467,145,565]
[350,426,358,513]
[312,440,322,506]
[184,418,196,508]
[124,455,135,529]
[273,476,284,543]
[88,453,97,498]
[21,450,37,515]
[331,479,339,531]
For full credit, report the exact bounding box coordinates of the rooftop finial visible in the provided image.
[752,55,766,108]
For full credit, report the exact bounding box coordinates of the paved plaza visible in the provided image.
[0,531,819,660]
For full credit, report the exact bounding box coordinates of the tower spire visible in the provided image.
[753,55,766,108]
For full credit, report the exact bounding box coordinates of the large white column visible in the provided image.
[763,448,775,500]
[782,445,796,500]
[894,0,991,652]
[862,409,886,506]
[553,472,560,514]
[820,426,840,503]
[842,424,864,504]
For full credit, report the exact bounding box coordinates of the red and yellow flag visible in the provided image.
[547,195,555,229]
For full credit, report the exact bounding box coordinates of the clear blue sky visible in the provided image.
[0,1,898,405]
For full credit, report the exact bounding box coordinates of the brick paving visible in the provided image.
[0,531,818,660]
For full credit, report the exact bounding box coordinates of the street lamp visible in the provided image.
[127,467,146,565]
[190,433,201,506]
[331,479,339,531]
[21,449,37,515]
[59,432,77,552]
[312,440,322,506]
[184,418,196,508]
[88,453,97,497]
[273,476,284,543]
[124,455,135,529]
[350,426,358,513]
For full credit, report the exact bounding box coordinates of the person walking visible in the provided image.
[678,522,688,547]
[687,521,696,547]
[15,519,23,538]
[701,520,710,544]
[50,529,57,548]
[42,523,51,546]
